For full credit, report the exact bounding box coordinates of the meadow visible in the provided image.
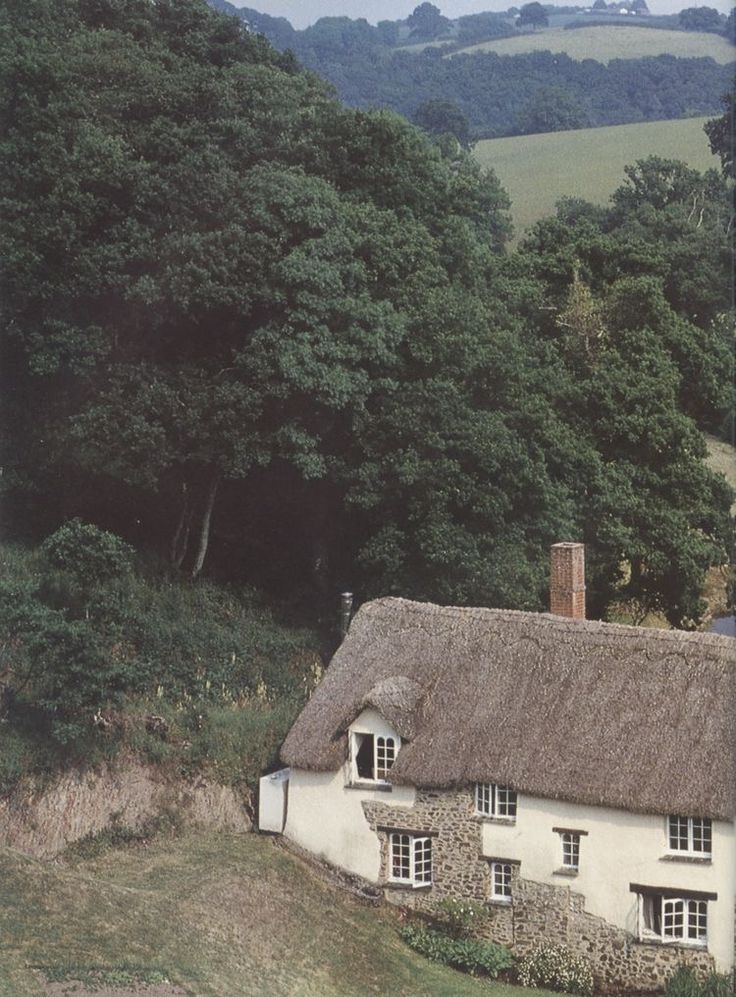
[0,829,557,997]
[474,116,718,241]
[452,25,735,63]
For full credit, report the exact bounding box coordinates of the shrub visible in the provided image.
[184,698,302,786]
[517,943,593,996]
[399,922,513,977]
[665,966,734,997]
[434,897,489,937]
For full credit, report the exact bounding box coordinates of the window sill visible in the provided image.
[638,937,707,950]
[489,897,513,907]
[386,881,432,891]
[473,815,516,826]
[345,781,393,793]
[660,853,712,865]
[553,867,579,877]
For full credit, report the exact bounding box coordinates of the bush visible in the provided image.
[517,944,593,996]
[399,922,513,977]
[184,698,302,786]
[665,965,734,997]
[434,897,489,937]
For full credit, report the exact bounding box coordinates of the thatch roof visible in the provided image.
[281,598,736,820]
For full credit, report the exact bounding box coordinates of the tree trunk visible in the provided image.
[171,483,193,568]
[190,473,221,580]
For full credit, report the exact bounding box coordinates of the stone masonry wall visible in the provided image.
[362,787,716,991]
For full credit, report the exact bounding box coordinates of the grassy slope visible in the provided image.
[0,830,555,997]
[451,26,736,63]
[474,116,718,242]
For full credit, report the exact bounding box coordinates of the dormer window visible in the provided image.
[353,732,397,783]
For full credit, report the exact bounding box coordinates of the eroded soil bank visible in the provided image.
[0,756,250,858]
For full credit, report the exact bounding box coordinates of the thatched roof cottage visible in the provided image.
[261,544,735,990]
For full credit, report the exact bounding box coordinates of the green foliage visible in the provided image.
[704,93,734,177]
[184,698,302,785]
[517,3,549,29]
[515,85,590,135]
[516,944,593,996]
[433,898,490,938]
[664,965,734,997]
[40,520,134,595]
[0,539,318,768]
[400,922,513,977]
[414,99,470,146]
[678,6,723,33]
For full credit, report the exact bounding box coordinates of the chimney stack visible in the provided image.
[550,543,585,620]
[339,591,354,640]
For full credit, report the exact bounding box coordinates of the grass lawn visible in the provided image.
[0,830,556,997]
[452,25,735,63]
[474,116,719,243]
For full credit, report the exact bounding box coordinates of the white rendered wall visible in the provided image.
[480,794,735,972]
[284,710,415,881]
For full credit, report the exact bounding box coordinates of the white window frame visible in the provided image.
[389,832,432,888]
[666,816,712,857]
[351,731,399,784]
[560,832,580,870]
[474,783,517,819]
[490,861,513,903]
[638,893,708,947]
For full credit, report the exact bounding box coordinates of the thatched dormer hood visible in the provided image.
[280,597,735,820]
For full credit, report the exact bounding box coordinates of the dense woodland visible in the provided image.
[0,0,733,765]
[211,0,735,139]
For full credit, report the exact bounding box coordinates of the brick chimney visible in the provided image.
[550,542,585,620]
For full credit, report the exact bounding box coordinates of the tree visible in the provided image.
[704,93,734,178]
[678,6,722,31]
[406,3,451,39]
[516,3,549,29]
[413,99,470,146]
[516,86,590,134]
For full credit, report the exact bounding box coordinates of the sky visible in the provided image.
[236,0,734,29]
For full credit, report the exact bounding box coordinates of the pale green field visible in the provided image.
[474,116,719,241]
[452,25,736,63]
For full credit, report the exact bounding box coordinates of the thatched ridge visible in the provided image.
[280,598,735,820]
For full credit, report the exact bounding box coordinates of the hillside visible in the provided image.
[452,25,736,63]
[474,116,719,240]
[0,829,555,997]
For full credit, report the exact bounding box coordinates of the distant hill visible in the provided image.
[207,2,733,139]
[452,24,736,62]
[473,115,719,241]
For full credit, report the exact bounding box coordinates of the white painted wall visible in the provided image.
[480,794,734,972]
[284,710,415,881]
[258,767,290,833]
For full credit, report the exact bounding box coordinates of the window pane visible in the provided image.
[414,837,432,884]
[692,818,712,855]
[492,862,512,898]
[562,833,579,868]
[687,900,707,940]
[475,783,491,815]
[668,815,689,850]
[663,899,684,939]
[376,737,395,780]
[497,786,517,817]
[391,834,411,880]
